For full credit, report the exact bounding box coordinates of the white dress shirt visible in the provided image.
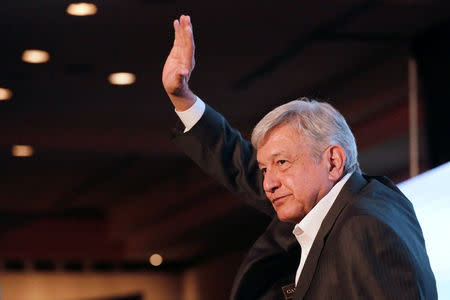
[293,172,352,284]
[175,96,353,285]
[175,96,205,132]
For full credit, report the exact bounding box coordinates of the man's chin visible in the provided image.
[276,211,302,224]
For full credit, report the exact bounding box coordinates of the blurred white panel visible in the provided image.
[398,161,450,299]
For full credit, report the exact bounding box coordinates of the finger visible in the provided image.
[180,15,191,31]
[173,19,180,32]
[185,15,194,38]
[175,15,190,46]
[187,17,195,57]
[180,15,195,52]
[173,19,181,46]
[178,66,189,77]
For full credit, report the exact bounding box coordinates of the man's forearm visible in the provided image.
[172,104,272,216]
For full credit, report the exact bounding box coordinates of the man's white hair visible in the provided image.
[251,98,361,174]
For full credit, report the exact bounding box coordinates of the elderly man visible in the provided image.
[163,15,437,300]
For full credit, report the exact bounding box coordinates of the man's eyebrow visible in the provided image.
[271,151,288,159]
[257,152,288,166]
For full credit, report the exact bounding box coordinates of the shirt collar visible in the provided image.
[293,172,353,238]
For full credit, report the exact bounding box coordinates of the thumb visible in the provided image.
[178,66,190,77]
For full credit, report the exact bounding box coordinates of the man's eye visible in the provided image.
[261,168,267,175]
[277,160,286,165]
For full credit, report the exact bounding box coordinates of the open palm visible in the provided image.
[162,15,195,96]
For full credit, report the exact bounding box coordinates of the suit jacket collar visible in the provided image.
[293,172,368,300]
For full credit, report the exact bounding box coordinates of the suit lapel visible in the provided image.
[293,173,367,300]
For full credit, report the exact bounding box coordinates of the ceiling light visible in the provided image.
[149,254,163,267]
[66,3,98,16]
[108,72,136,85]
[22,49,50,64]
[0,88,12,101]
[12,145,34,157]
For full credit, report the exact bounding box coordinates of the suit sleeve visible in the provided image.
[337,215,426,299]
[172,104,274,216]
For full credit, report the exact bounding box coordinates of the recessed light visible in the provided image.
[149,254,163,267]
[12,145,34,157]
[22,49,50,64]
[108,72,136,85]
[67,3,98,16]
[0,88,13,101]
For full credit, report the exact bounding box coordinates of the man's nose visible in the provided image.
[263,170,281,193]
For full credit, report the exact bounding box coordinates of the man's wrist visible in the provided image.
[168,88,197,111]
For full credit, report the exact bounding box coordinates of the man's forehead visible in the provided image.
[260,122,300,144]
[256,124,310,162]
[256,140,299,165]
[258,123,304,148]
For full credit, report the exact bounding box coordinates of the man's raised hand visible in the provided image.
[162,15,197,111]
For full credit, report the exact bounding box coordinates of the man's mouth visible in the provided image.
[271,195,290,205]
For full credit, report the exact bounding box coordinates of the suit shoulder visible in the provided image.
[335,178,432,272]
[344,176,417,225]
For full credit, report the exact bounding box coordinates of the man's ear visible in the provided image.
[325,145,346,181]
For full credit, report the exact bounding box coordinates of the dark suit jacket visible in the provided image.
[173,104,437,300]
